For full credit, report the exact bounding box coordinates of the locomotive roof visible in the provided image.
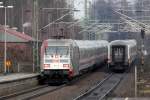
[44,39,108,47]
[45,39,73,46]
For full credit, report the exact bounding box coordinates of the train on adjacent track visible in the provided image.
[39,39,108,84]
[108,39,137,71]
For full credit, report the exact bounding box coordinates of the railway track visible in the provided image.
[74,73,124,100]
[0,84,66,100]
[0,69,95,100]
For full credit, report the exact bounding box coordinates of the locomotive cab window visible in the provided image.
[45,46,69,56]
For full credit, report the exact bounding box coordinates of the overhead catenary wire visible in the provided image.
[38,11,73,31]
[113,9,150,33]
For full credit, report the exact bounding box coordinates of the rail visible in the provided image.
[74,73,124,100]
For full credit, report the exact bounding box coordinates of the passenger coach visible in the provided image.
[108,39,137,71]
[39,39,108,83]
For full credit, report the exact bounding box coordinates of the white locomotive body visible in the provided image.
[40,39,108,83]
[108,39,137,71]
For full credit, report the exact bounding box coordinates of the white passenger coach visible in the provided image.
[40,39,108,83]
[108,39,137,71]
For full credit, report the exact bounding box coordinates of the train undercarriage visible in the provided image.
[38,69,73,85]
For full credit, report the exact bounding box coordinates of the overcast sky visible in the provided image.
[74,0,135,19]
[74,0,86,19]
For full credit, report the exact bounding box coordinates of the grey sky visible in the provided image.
[74,0,135,19]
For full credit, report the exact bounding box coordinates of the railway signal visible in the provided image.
[140,28,145,67]
[141,29,145,39]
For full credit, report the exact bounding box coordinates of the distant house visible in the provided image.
[0,25,35,73]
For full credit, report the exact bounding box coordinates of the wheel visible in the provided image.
[38,75,45,85]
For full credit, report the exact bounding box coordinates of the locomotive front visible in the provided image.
[40,39,73,83]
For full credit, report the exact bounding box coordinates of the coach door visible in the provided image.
[112,46,125,63]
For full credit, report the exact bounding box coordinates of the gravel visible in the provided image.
[31,68,108,100]
[109,67,135,97]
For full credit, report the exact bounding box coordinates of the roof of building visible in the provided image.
[0,25,35,42]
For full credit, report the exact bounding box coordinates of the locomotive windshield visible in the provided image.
[45,46,69,55]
